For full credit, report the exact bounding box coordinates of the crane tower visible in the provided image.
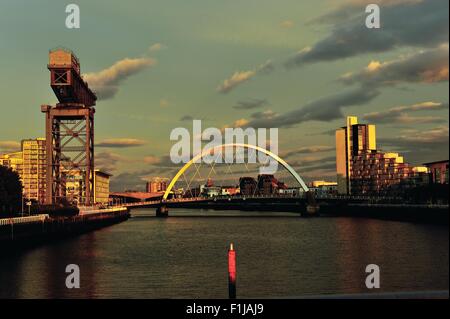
[41,48,97,206]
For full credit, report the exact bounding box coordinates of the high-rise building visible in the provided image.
[336,116,376,194]
[146,178,168,193]
[336,116,428,195]
[21,138,46,203]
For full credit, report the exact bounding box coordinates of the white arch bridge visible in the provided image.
[152,143,318,217]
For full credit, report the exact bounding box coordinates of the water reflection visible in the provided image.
[0,210,448,298]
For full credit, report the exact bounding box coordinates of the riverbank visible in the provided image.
[0,207,130,250]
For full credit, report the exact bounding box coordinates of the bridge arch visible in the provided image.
[163,143,309,200]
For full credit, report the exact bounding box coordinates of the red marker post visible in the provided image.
[228,243,236,299]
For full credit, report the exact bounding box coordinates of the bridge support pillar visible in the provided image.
[156,205,169,217]
[303,191,320,217]
[305,204,320,216]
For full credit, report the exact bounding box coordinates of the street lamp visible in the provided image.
[26,201,31,216]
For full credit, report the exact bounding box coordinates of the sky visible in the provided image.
[0,0,448,191]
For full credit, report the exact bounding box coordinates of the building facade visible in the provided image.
[336,116,376,194]
[2,138,113,206]
[278,187,302,196]
[308,181,338,196]
[146,178,168,193]
[424,160,449,184]
[257,174,286,195]
[94,170,111,204]
[200,184,221,197]
[21,138,46,203]
[239,177,257,196]
[336,117,428,195]
[66,169,111,205]
[351,152,428,194]
[221,186,240,196]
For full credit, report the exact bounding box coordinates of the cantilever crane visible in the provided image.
[48,48,97,107]
[41,48,97,206]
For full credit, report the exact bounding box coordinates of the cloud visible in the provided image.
[0,141,21,153]
[257,60,275,74]
[250,109,278,120]
[233,86,380,128]
[149,43,167,52]
[378,126,449,151]
[291,156,336,169]
[378,126,449,163]
[297,162,337,175]
[84,57,156,100]
[217,60,274,94]
[110,171,147,192]
[143,155,162,165]
[233,98,270,110]
[280,20,295,29]
[242,46,445,129]
[340,45,449,86]
[227,44,447,130]
[289,155,337,180]
[309,0,424,25]
[160,98,170,107]
[110,166,178,192]
[95,152,124,172]
[306,129,336,136]
[362,101,449,124]
[180,115,194,121]
[287,0,448,67]
[96,138,147,148]
[179,115,214,123]
[217,70,256,94]
[372,114,446,125]
[109,153,182,191]
[141,154,183,169]
[281,146,335,158]
[232,118,250,128]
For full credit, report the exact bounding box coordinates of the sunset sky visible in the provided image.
[0,0,448,191]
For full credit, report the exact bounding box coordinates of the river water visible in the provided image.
[0,209,448,298]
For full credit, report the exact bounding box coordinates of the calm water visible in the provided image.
[0,209,448,298]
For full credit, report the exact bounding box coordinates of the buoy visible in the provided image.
[228,243,236,299]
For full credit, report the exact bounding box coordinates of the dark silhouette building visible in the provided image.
[257,174,285,195]
[239,177,257,196]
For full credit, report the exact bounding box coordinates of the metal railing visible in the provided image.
[78,207,128,215]
[0,214,49,226]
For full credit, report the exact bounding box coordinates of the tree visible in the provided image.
[0,166,23,217]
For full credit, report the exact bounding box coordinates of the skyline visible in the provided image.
[0,0,448,191]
